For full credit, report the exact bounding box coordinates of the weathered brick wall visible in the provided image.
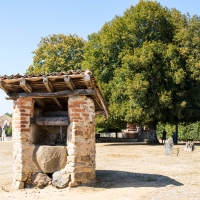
[67,95,96,187]
[12,98,38,189]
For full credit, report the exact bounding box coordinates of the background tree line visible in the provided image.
[26,0,200,140]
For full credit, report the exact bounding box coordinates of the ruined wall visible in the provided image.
[12,98,38,189]
[67,95,96,187]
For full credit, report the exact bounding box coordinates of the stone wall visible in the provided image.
[67,96,96,187]
[12,95,96,189]
[12,98,38,189]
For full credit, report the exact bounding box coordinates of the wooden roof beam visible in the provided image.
[84,74,93,89]
[64,75,75,90]
[43,77,54,92]
[20,77,32,93]
[20,78,45,110]
[43,76,64,110]
[34,99,45,110]
[0,80,9,94]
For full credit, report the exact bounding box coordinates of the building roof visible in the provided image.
[0,70,108,118]
[0,114,12,127]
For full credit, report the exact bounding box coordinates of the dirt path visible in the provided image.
[0,142,200,200]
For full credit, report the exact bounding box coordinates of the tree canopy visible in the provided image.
[83,0,200,128]
[26,34,86,74]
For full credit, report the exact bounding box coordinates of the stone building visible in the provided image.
[0,114,12,141]
[0,70,108,189]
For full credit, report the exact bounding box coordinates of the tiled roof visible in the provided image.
[0,70,89,80]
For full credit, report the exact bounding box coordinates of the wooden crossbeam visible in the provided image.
[6,89,95,99]
[0,80,9,94]
[32,117,69,126]
[20,77,32,93]
[64,75,75,90]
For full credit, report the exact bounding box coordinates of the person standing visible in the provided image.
[162,129,167,144]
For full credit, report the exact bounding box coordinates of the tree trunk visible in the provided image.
[175,123,178,144]
[147,122,160,144]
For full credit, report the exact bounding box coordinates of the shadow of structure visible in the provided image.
[92,170,183,189]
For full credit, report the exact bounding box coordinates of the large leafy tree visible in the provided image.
[83,0,200,130]
[26,34,86,74]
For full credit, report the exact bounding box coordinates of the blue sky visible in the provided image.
[0,0,199,115]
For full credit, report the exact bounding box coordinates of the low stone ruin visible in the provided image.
[184,141,195,151]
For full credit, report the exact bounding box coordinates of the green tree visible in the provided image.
[84,0,200,132]
[5,112,12,118]
[26,34,86,74]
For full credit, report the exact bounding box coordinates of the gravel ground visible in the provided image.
[0,141,200,200]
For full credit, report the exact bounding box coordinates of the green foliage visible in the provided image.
[7,125,12,136]
[26,34,86,74]
[157,122,200,141]
[83,0,200,130]
[5,112,12,118]
[95,115,126,133]
[5,113,12,135]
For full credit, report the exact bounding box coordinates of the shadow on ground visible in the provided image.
[91,170,183,188]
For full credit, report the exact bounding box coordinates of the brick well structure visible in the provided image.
[0,70,108,189]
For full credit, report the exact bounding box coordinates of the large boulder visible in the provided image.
[33,146,67,173]
[52,169,70,188]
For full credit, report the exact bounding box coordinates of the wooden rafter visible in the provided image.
[43,77,54,92]
[34,99,45,110]
[64,75,75,90]
[43,76,64,110]
[84,74,93,89]
[0,80,9,94]
[20,77,32,93]
[20,77,45,110]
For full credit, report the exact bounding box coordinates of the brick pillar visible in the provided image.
[12,98,38,189]
[67,96,96,187]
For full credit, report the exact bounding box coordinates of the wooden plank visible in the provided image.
[43,111,68,117]
[7,89,95,99]
[64,75,75,90]
[20,78,32,93]
[36,117,69,126]
[0,80,9,94]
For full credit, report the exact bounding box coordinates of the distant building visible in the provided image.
[0,114,12,141]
